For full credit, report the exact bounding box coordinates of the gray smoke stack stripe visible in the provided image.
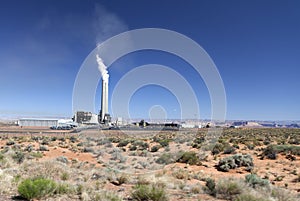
[96,54,109,122]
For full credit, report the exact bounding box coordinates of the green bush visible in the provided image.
[150,145,160,152]
[216,179,242,200]
[204,178,216,196]
[94,191,122,201]
[55,183,73,194]
[131,183,168,201]
[158,139,169,147]
[132,140,149,150]
[212,143,225,155]
[18,178,57,200]
[235,193,270,201]
[245,174,269,188]
[0,153,4,161]
[60,172,69,181]
[176,151,201,165]
[12,151,25,164]
[262,145,277,159]
[156,153,174,165]
[117,139,130,147]
[217,154,253,172]
[129,145,137,151]
[192,137,205,148]
[6,140,15,146]
[263,145,300,159]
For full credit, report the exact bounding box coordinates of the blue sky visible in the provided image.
[0,0,299,121]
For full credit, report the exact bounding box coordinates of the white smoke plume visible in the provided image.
[93,4,128,82]
[93,4,128,45]
[96,54,109,82]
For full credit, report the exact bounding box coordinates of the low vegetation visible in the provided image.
[217,154,254,172]
[18,177,57,200]
[0,128,299,200]
[131,183,168,201]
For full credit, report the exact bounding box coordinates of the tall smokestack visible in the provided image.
[101,79,108,122]
[96,54,110,124]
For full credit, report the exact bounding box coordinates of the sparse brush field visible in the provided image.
[0,128,300,200]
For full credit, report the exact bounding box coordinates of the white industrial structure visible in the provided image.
[96,54,111,124]
[18,118,58,127]
[74,111,98,124]
[100,78,110,123]
[18,118,74,127]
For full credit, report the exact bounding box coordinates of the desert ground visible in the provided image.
[0,126,300,200]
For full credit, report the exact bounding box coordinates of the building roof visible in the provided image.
[19,118,59,121]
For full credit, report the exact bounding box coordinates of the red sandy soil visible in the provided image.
[1,128,300,199]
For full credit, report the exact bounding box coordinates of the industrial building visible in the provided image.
[18,118,75,127]
[74,111,98,124]
[96,54,111,125]
[18,118,59,127]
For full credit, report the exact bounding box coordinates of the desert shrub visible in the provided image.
[263,145,277,159]
[158,139,169,147]
[117,139,130,147]
[263,140,271,145]
[111,148,126,163]
[245,174,269,188]
[235,193,270,201]
[176,151,201,165]
[263,145,300,159]
[288,138,300,145]
[271,187,296,201]
[164,146,170,152]
[12,151,25,164]
[217,154,253,172]
[232,144,240,149]
[18,178,57,200]
[138,161,149,168]
[137,176,151,185]
[69,136,77,143]
[60,172,69,181]
[246,143,255,150]
[55,183,73,194]
[192,137,205,148]
[190,186,201,194]
[39,145,49,151]
[116,174,128,185]
[58,137,65,142]
[150,145,161,152]
[6,140,15,146]
[94,191,122,201]
[97,138,110,145]
[212,143,225,155]
[41,139,49,145]
[56,156,69,164]
[216,178,243,200]
[131,183,168,201]
[83,147,94,153]
[29,152,43,159]
[224,146,236,154]
[156,153,174,165]
[31,136,40,141]
[172,169,190,180]
[129,145,137,151]
[108,137,121,143]
[24,144,34,152]
[293,174,300,182]
[204,178,216,196]
[212,142,234,155]
[77,142,84,147]
[133,141,149,150]
[0,153,4,161]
